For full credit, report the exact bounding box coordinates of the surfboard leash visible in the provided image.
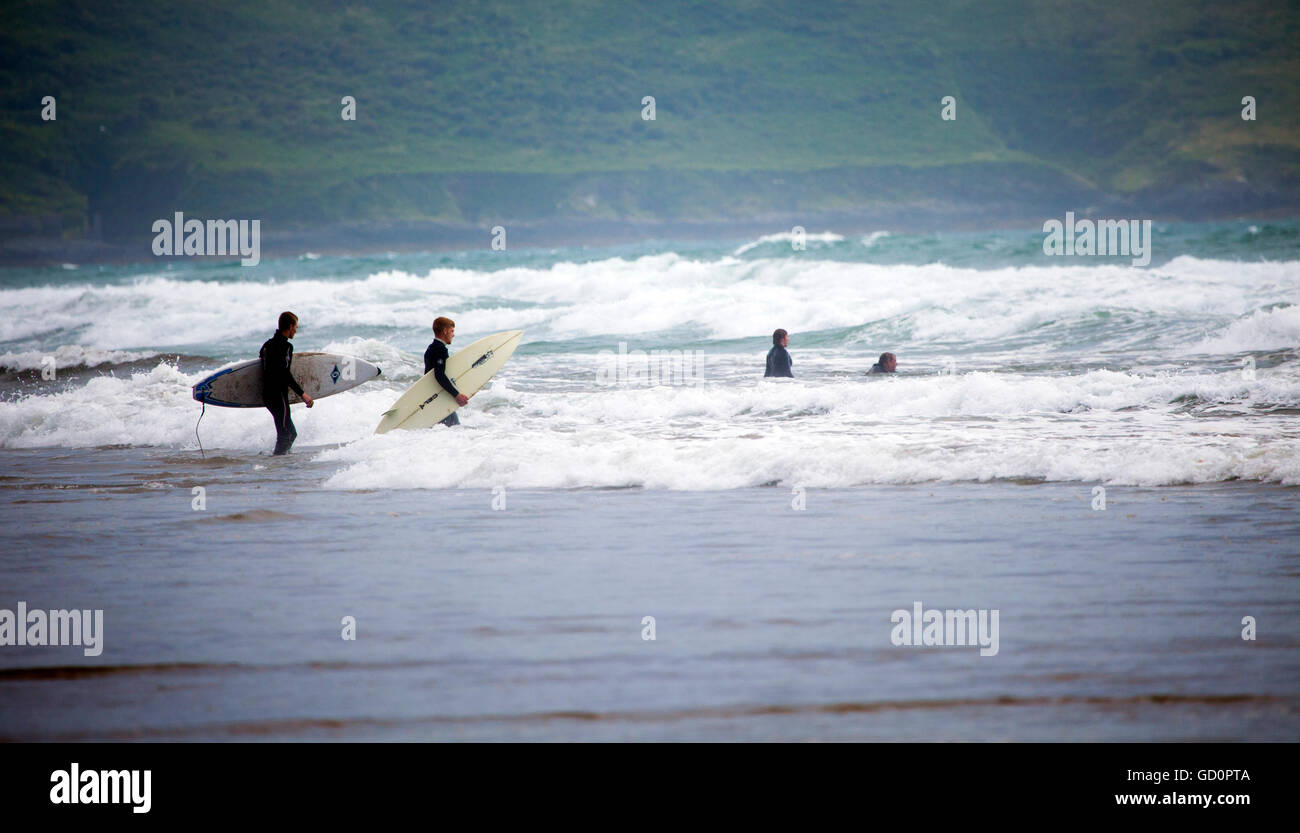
[195,400,206,459]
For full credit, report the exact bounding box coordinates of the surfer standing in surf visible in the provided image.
[425,316,471,426]
[260,311,313,455]
[765,328,794,377]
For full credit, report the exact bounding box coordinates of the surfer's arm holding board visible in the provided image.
[425,318,470,407]
[424,341,468,405]
[282,348,312,407]
[261,326,313,407]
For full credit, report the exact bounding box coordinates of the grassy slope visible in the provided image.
[0,0,1296,231]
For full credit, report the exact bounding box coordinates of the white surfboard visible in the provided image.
[192,352,382,408]
[375,330,522,433]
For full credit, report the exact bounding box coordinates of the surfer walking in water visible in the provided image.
[425,316,471,426]
[765,328,793,377]
[260,311,313,455]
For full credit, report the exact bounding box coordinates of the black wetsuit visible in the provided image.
[867,363,895,374]
[765,345,793,377]
[424,338,461,427]
[260,331,304,455]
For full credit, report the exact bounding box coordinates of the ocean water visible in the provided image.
[1,220,1297,740]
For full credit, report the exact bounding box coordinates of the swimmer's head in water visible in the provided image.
[773,328,789,347]
[877,352,897,372]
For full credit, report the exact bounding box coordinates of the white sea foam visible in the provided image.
[0,345,159,372]
[318,337,424,381]
[1195,304,1300,353]
[318,424,1300,490]
[0,255,1293,357]
[3,357,1297,486]
[314,369,1300,489]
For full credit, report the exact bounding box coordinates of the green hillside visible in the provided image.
[1,0,1297,238]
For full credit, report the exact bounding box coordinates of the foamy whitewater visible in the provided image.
[1,222,1298,489]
